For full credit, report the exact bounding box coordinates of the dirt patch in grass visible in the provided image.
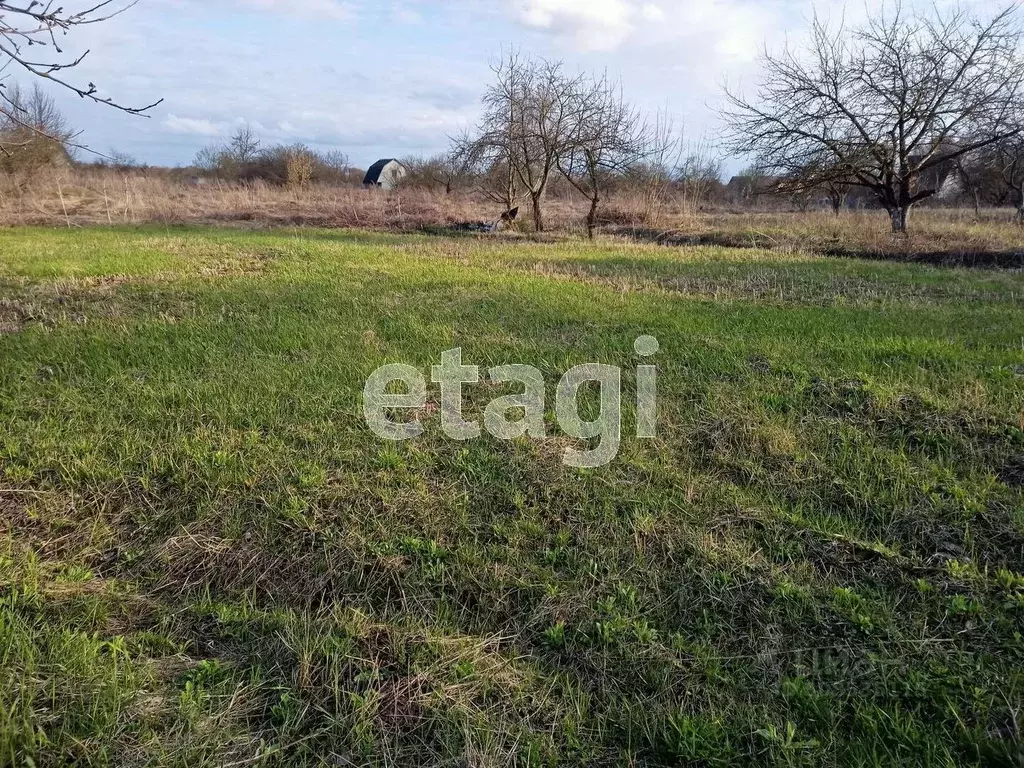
[0,246,278,333]
[0,283,137,332]
[0,297,38,333]
[0,488,91,556]
[997,455,1024,488]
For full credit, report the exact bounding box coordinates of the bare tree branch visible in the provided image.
[0,0,161,155]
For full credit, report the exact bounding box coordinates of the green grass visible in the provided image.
[1,226,1022,766]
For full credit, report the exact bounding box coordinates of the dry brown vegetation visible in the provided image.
[614,209,1024,266]
[4,167,1024,265]
[0,167,676,231]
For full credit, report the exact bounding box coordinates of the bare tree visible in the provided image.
[675,136,722,216]
[405,146,475,195]
[725,4,1024,233]
[467,54,668,233]
[229,123,261,165]
[627,111,681,225]
[476,52,582,232]
[992,135,1024,223]
[558,74,646,239]
[822,179,848,216]
[318,149,351,183]
[0,1,161,152]
[954,153,986,218]
[0,82,71,137]
[464,61,521,214]
[195,124,263,181]
[106,148,138,172]
[953,141,1024,216]
[773,153,852,215]
[194,144,223,174]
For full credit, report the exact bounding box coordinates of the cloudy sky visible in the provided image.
[30,0,1001,169]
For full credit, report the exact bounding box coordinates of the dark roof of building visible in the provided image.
[363,158,400,185]
[726,175,780,194]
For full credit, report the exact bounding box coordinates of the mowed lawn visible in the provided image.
[1,226,1023,767]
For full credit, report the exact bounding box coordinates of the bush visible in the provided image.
[194,126,354,187]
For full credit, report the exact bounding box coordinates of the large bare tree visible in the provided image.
[725,4,1024,233]
[0,1,160,151]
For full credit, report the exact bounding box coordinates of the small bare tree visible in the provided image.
[774,154,852,216]
[628,111,681,225]
[0,1,161,152]
[105,148,138,172]
[229,123,261,165]
[725,4,1024,233]
[954,153,987,218]
[822,179,848,216]
[558,74,646,239]
[676,136,722,216]
[406,146,475,195]
[318,149,351,183]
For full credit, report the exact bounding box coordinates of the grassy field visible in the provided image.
[1,226,1022,766]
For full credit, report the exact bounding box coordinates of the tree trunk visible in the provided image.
[889,206,909,234]
[827,185,845,216]
[586,195,599,240]
[531,192,544,233]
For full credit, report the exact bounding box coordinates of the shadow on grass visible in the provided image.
[608,226,1024,269]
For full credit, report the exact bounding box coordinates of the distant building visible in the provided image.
[921,164,962,202]
[363,159,406,190]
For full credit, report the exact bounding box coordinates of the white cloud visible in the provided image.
[511,0,642,50]
[508,0,774,55]
[163,115,225,137]
[645,1,773,61]
[238,0,355,21]
[393,7,424,23]
[639,3,664,21]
